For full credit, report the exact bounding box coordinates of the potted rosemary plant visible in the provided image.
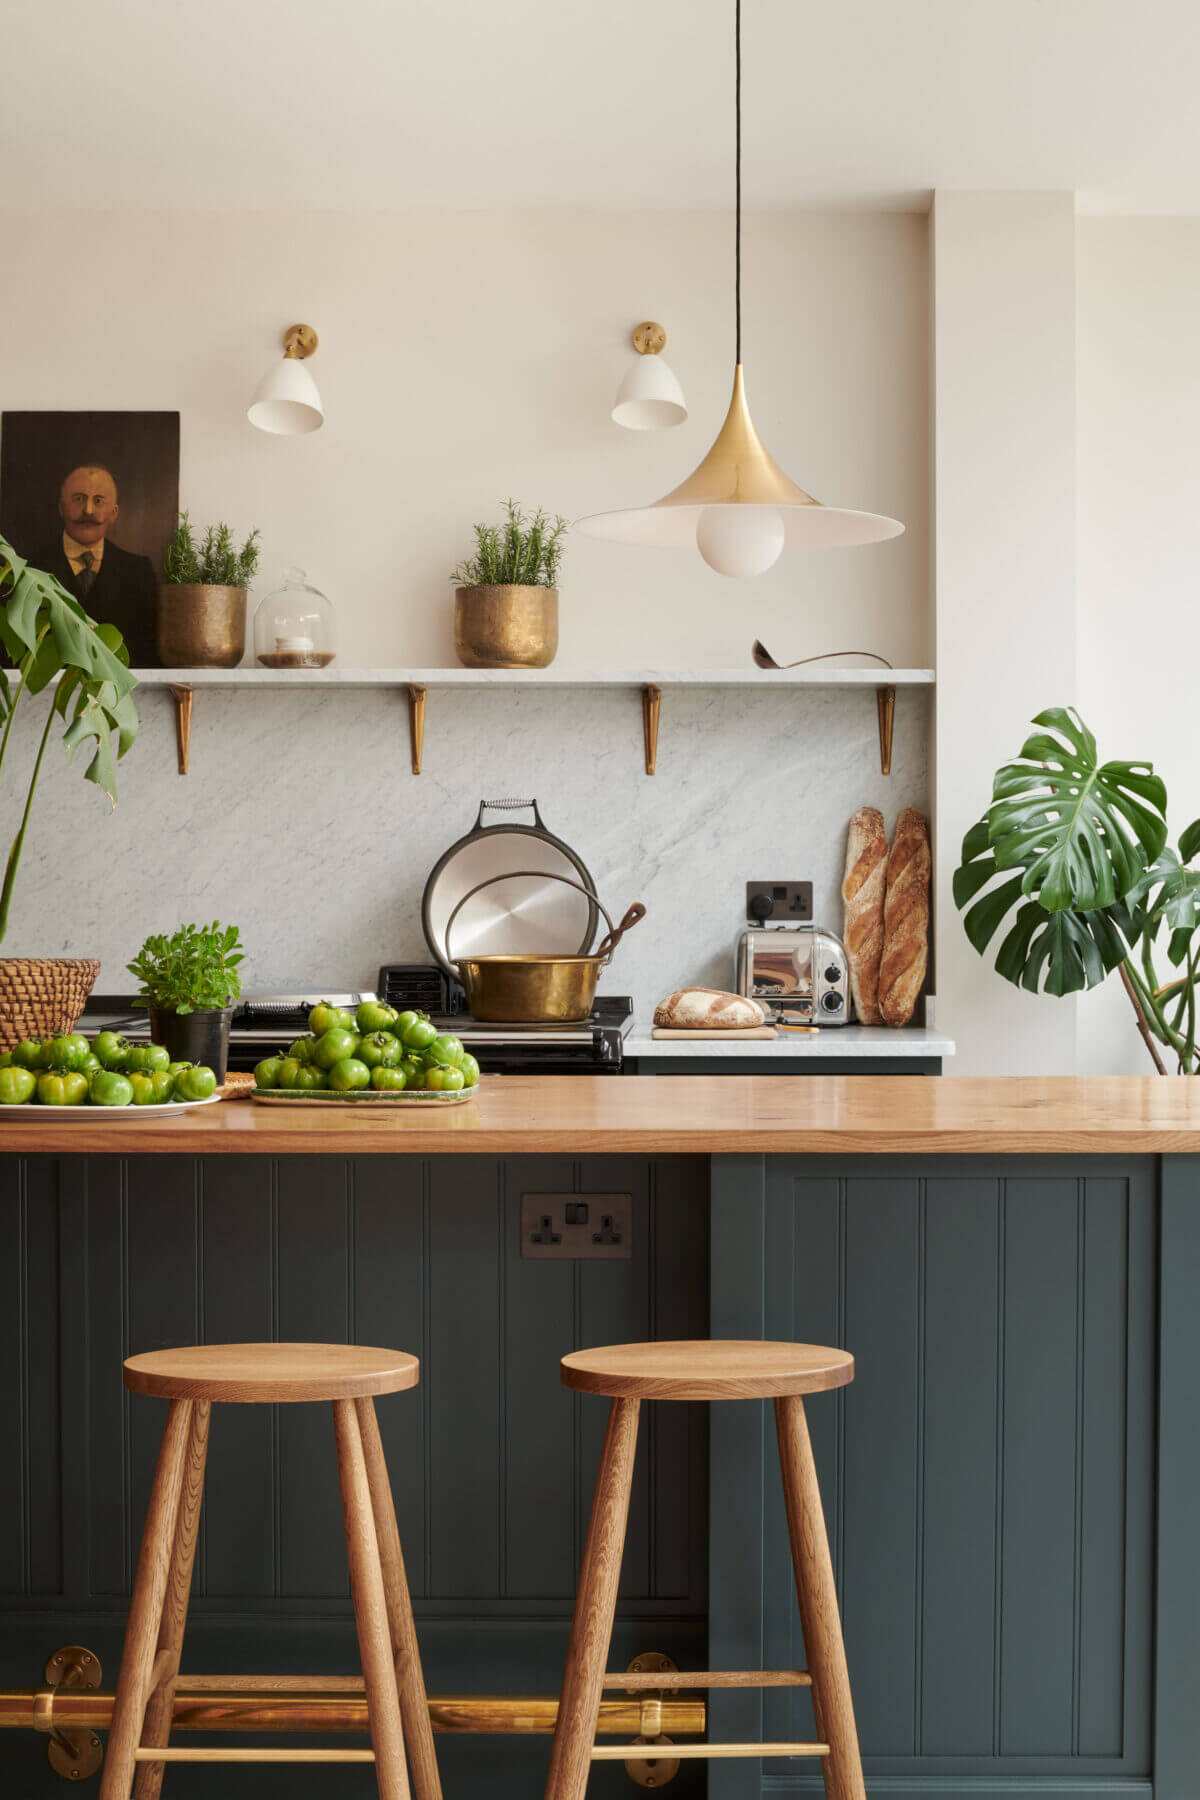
[451,500,567,668]
[127,921,245,1080]
[954,705,1200,1072]
[0,534,139,1048]
[157,513,261,669]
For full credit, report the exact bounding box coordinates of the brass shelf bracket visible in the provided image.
[642,685,662,775]
[408,684,427,774]
[38,1645,104,1782]
[876,684,896,776]
[167,685,194,776]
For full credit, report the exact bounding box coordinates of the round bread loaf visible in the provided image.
[653,989,768,1030]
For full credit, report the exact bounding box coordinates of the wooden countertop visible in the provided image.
[1,1074,1199,1154]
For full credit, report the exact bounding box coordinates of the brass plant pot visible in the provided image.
[454,585,558,669]
[156,585,247,669]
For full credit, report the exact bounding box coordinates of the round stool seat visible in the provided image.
[123,1342,420,1404]
[560,1338,853,1401]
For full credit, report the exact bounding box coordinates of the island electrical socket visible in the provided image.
[746,881,813,923]
[521,1193,632,1259]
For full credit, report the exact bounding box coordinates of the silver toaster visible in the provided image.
[734,924,851,1024]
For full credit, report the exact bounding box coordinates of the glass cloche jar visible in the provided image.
[253,567,336,668]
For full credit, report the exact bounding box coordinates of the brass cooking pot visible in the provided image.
[446,872,646,1023]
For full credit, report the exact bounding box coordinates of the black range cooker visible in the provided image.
[81,990,634,1076]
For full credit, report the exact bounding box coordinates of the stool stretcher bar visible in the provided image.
[592,1741,831,1761]
[0,1685,706,1738]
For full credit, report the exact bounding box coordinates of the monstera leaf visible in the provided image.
[987,708,1167,911]
[1125,820,1200,969]
[953,708,1165,996]
[954,819,1135,995]
[0,534,140,941]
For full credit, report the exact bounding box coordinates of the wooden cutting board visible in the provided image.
[650,1025,778,1040]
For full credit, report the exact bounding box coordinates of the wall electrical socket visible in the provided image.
[520,1193,633,1260]
[746,881,813,923]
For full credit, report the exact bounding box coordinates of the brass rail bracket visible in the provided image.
[623,1654,680,1788]
[39,1645,103,1782]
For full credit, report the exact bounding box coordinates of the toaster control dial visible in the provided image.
[824,965,843,984]
[821,991,844,1013]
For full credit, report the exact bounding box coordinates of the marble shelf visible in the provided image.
[10,664,934,776]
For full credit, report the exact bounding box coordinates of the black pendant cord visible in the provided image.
[735,0,742,365]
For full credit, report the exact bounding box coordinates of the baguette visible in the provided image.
[878,808,931,1027]
[841,807,889,1024]
[653,989,767,1030]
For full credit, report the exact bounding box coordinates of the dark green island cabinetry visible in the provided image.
[1,1076,1196,1800]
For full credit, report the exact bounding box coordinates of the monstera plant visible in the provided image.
[0,533,139,942]
[955,707,1200,1073]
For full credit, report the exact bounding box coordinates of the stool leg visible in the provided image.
[774,1395,866,1800]
[99,1400,194,1800]
[544,1396,641,1800]
[334,1398,411,1800]
[356,1397,443,1800]
[131,1400,210,1800]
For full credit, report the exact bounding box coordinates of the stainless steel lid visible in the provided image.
[422,799,597,979]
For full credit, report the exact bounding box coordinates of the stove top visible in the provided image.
[82,993,634,1075]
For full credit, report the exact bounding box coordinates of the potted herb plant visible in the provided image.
[157,513,261,669]
[127,921,245,1080]
[954,705,1200,1072]
[0,534,139,1048]
[451,499,567,668]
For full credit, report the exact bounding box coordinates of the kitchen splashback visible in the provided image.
[2,683,929,1007]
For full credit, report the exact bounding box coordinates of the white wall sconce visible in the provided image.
[248,324,324,435]
[611,321,687,430]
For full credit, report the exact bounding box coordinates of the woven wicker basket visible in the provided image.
[0,957,100,1051]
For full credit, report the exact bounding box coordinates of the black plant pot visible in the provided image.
[148,1005,233,1082]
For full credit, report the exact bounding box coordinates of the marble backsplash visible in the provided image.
[0,683,930,1010]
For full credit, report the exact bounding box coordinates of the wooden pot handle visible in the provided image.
[596,902,647,963]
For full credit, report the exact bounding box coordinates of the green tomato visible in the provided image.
[458,1052,480,1088]
[172,1065,217,1101]
[287,1036,317,1063]
[292,1063,328,1090]
[0,1049,12,1068]
[254,1056,285,1090]
[399,1015,437,1053]
[356,999,398,1033]
[129,1070,175,1106]
[36,1069,90,1106]
[45,1032,92,1071]
[128,1044,171,1073]
[12,1039,47,1069]
[89,1069,134,1107]
[370,1065,408,1091]
[399,1056,425,1088]
[328,1057,370,1092]
[92,1031,134,1071]
[424,1033,464,1069]
[77,1051,101,1076]
[357,1031,401,1069]
[309,1002,356,1036]
[0,1066,37,1104]
[167,1060,193,1078]
[312,1027,360,1070]
[424,1065,466,1092]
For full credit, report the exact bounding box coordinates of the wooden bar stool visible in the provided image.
[99,1342,441,1800]
[545,1338,862,1800]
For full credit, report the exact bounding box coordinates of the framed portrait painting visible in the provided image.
[0,411,180,666]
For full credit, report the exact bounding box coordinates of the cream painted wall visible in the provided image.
[0,208,928,670]
[932,192,1079,1075]
[1075,217,1200,1074]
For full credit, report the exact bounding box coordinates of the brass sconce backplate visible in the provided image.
[632,321,667,356]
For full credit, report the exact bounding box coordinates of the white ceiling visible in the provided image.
[4,0,1199,214]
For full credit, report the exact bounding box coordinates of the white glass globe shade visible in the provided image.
[696,505,785,578]
[248,358,324,435]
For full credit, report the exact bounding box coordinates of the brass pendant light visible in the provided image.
[574,0,904,577]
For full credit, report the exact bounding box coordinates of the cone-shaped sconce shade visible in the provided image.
[612,354,687,430]
[248,357,323,435]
